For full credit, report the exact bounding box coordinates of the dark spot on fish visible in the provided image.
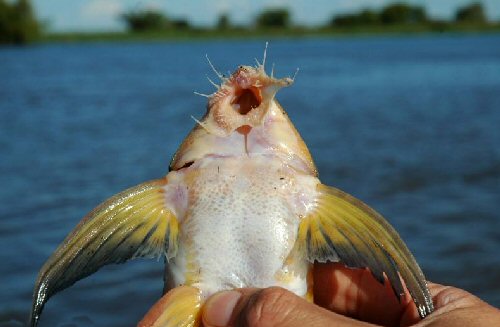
[180,161,194,169]
[280,177,284,180]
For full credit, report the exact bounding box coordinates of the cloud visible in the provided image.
[334,0,387,12]
[141,1,162,11]
[214,0,230,13]
[81,0,123,19]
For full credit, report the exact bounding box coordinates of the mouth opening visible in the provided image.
[231,87,262,115]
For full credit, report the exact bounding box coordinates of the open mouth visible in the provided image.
[231,86,262,115]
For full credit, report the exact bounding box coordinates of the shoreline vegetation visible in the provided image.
[1,1,500,45]
[41,23,500,43]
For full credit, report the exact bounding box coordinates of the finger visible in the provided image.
[427,282,487,313]
[202,287,371,327]
[314,262,420,326]
[416,283,500,327]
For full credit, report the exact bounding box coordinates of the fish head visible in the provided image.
[170,62,317,176]
[201,65,293,135]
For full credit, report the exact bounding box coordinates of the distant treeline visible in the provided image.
[121,11,189,32]
[121,8,292,32]
[0,0,39,44]
[0,1,497,45]
[330,2,487,27]
[121,2,493,33]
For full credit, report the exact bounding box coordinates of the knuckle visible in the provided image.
[244,287,297,327]
[434,286,479,309]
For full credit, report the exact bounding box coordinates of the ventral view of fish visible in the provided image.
[30,48,434,326]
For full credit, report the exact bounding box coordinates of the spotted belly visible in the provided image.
[166,155,317,297]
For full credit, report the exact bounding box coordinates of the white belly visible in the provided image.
[167,155,318,297]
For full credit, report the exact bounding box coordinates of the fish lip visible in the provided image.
[209,65,293,113]
[199,64,294,136]
[170,62,316,174]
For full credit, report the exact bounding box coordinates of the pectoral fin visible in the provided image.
[30,179,179,326]
[296,183,433,318]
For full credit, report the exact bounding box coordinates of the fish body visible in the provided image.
[167,152,316,297]
[164,79,318,298]
[30,53,434,326]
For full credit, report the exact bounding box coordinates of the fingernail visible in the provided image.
[203,290,241,326]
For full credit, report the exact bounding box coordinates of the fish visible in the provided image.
[30,47,434,326]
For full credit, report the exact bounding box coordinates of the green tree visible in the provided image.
[331,9,379,27]
[171,18,189,29]
[256,8,290,28]
[122,10,169,32]
[358,9,379,25]
[216,13,230,30]
[0,0,12,43]
[331,14,358,27]
[0,0,40,44]
[455,3,486,23]
[380,3,427,24]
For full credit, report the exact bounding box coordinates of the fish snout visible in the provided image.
[201,66,293,136]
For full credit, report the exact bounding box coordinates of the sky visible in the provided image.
[31,0,500,32]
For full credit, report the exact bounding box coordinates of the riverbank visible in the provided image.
[40,23,500,43]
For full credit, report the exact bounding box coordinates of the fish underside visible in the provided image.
[30,49,434,326]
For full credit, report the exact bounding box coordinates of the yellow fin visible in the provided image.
[138,286,202,327]
[30,179,179,326]
[296,183,434,318]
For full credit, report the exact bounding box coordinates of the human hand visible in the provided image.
[202,262,500,327]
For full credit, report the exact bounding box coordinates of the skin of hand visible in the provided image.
[201,263,500,327]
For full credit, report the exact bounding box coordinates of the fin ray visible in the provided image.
[30,179,179,326]
[296,183,434,318]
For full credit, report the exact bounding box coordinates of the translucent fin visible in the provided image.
[30,179,179,326]
[296,184,434,318]
[138,286,202,327]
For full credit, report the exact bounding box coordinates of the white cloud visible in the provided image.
[81,0,123,19]
[142,1,162,11]
[335,0,387,13]
[214,0,230,13]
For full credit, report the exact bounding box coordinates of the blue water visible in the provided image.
[1,35,499,326]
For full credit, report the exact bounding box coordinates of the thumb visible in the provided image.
[202,287,368,327]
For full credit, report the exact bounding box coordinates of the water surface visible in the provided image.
[1,35,499,326]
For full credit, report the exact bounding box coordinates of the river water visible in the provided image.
[1,35,499,326]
